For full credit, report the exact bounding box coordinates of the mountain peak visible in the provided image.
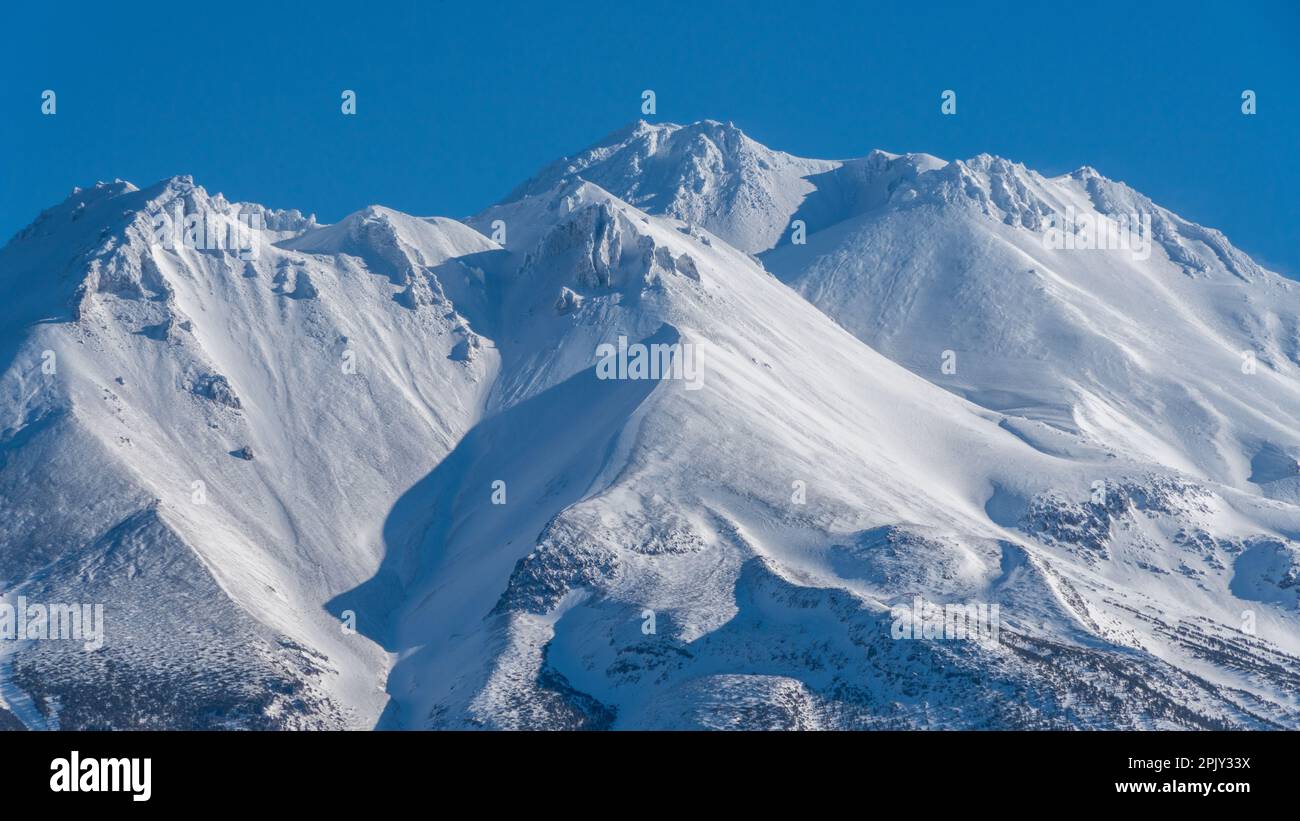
[502,118,836,253]
[605,117,746,141]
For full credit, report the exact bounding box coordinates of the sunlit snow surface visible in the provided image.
[1,123,1298,729]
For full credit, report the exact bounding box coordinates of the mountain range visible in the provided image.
[1,119,1297,730]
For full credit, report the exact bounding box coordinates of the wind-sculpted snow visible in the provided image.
[2,123,1299,730]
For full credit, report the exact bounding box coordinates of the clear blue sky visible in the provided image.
[3,0,1297,274]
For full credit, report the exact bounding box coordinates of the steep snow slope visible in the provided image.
[763,157,1300,493]
[531,121,1300,496]
[345,180,1300,729]
[0,178,499,728]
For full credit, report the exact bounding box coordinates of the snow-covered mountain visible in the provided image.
[0,178,500,728]
[547,121,1300,492]
[2,122,1299,730]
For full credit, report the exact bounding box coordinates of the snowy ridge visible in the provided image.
[760,152,1300,491]
[1,177,498,727]
[2,123,1299,729]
